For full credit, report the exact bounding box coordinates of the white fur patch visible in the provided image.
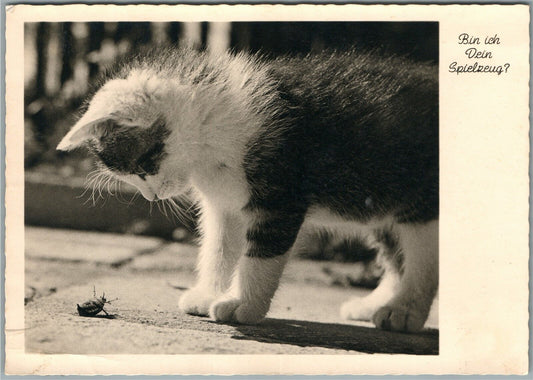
[210,254,290,323]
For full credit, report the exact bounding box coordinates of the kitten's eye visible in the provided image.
[134,141,165,177]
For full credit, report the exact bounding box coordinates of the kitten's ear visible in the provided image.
[58,78,132,151]
[56,112,111,151]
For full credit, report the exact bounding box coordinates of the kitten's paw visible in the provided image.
[340,298,376,321]
[178,288,216,316]
[372,303,427,333]
[209,298,266,324]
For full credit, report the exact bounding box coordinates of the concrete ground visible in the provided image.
[25,226,439,355]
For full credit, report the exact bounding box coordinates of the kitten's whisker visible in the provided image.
[172,199,188,221]
[105,176,113,195]
[95,174,105,201]
[114,186,131,205]
[112,180,119,198]
[162,200,170,221]
[166,199,181,219]
[85,169,102,182]
[103,176,111,196]
[162,200,169,218]
[184,201,198,215]
[105,175,117,197]
[165,197,196,227]
[78,186,91,201]
[177,199,199,224]
[160,199,168,219]
[162,199,181,223]
[91,179,102,204]
[157,200,169,218]
[83,169,110,206]
[127,191,140,205]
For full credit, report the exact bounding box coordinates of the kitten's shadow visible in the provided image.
[228,318,438,355]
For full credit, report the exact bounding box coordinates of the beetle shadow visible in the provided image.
[226,318,438,355]
[78,313,117,319]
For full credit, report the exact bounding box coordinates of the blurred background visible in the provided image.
[24,22,438,286]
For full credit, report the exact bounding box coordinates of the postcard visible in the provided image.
[4,3,529,375]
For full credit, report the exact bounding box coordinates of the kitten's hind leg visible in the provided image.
[341,269,400,321]
[341,231,401,321]
[179,204,244,316]
[373,220,438,333]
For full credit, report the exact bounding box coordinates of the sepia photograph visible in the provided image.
[23,19,439,355]
[5,3,529,376]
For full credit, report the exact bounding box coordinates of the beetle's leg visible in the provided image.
[102,308,109,315]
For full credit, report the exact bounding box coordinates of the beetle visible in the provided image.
[77,287,117,317]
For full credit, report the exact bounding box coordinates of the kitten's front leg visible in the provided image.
[179,203,244,316]
[210,210,304,324]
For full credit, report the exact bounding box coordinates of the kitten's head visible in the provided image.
[58,71,193,201]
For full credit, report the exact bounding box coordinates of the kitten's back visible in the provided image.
[244,50,438,223]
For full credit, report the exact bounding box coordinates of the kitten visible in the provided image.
[58,47,438,333]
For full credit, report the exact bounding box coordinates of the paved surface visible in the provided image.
[25,226,439,355]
